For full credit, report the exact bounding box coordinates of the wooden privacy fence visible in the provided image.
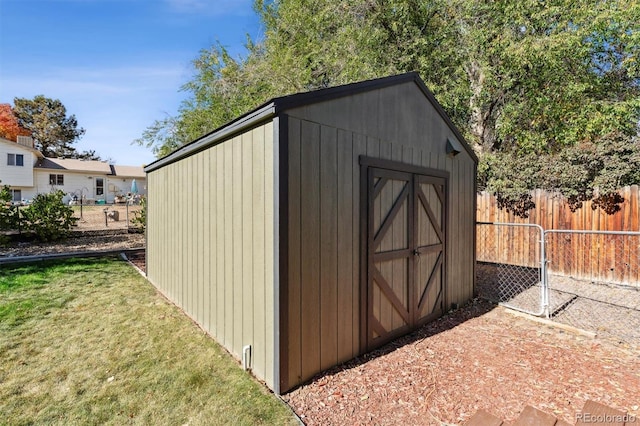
[477,186,640,285]
[476,185,639,231]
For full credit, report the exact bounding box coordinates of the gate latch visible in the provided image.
[413,249,420,257]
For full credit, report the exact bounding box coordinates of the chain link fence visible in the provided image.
[477,223,640,346]
[476,222,545,315]
[545,230,640,345]
[71,203,143,231]
[9,202,143,234]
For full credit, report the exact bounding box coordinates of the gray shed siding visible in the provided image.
[280,81,475,391]
[146,122,277,389]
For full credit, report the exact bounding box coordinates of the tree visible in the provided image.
[138,0,640,215]
[13,95,86,158]
[0,103,30,141]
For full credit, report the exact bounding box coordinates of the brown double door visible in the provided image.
[365,166,446,350]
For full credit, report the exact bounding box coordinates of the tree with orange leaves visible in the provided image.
[0,103,30,142]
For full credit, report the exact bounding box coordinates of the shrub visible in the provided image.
[20,191,78,241]
[0,185,13,245]
[130,196,146,231]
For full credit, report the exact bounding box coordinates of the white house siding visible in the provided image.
[0,143,36,188]
[32,170,147,203]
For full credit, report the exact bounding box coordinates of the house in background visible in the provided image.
[1,136,146,204]
[0,136,44,202]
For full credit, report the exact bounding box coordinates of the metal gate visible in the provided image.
[476,222,546,315]
[365,166,446,350]
[544,230,640,343]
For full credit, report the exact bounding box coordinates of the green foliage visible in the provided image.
[13,95,86,158]
[136,0,640,216]
[479,132,640,217]
[0,184,14,246]
[20,191,78,241]
[130,196,146,231]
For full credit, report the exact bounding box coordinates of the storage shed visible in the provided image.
[144,72,478,393]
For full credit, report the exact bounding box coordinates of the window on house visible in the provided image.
[7,153,24,166]
[49,174,64,185]
[10,189,21,202]
[96,178,104,196]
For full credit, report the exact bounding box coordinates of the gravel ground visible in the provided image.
[0,231,144,258]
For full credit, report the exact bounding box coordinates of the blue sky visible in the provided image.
[0,0,261,165]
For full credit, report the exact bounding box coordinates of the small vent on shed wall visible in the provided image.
[242,345,252,371]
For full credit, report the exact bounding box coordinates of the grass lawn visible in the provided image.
[0,257,297,425]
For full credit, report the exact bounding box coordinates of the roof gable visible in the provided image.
[0,137,43,158]
[146,73,477,172]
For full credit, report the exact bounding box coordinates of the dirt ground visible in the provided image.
[1,231,144,258]
[71,204,143,231]
[282,299,640,426]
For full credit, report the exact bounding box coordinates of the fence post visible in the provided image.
[541,230,549,318]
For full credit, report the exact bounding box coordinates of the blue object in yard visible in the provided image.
[131,179,138,194]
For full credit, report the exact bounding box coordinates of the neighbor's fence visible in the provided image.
[477,222,640,346]
[477,185,639,232]
[72,203,143,231]
[8,202,143,234]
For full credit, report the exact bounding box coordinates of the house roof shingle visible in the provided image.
[111,165,145,178]
[35,158,113,174]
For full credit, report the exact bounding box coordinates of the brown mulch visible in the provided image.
[283,299,640,426]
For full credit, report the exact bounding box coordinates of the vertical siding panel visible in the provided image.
[202,150,211,332]
[300,120,321,381]
[169,166,175,300]
[242,132,254,356]
[208,149,216,336]
[180,160,187,308]
[352,133,367,355]
[263,121,275,388]
[223,141,234,349]
[366,137,381,341]
[197,153,204,326]
[216,146,225,341]
[184,157,190,312]
[233,136,243,356]
[287,117,302,387]
[320,125,338,370]
[252,126,266,381]
[337,129,354,363]
[190,156,196,316]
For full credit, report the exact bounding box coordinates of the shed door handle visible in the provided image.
[413,249,420,257]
